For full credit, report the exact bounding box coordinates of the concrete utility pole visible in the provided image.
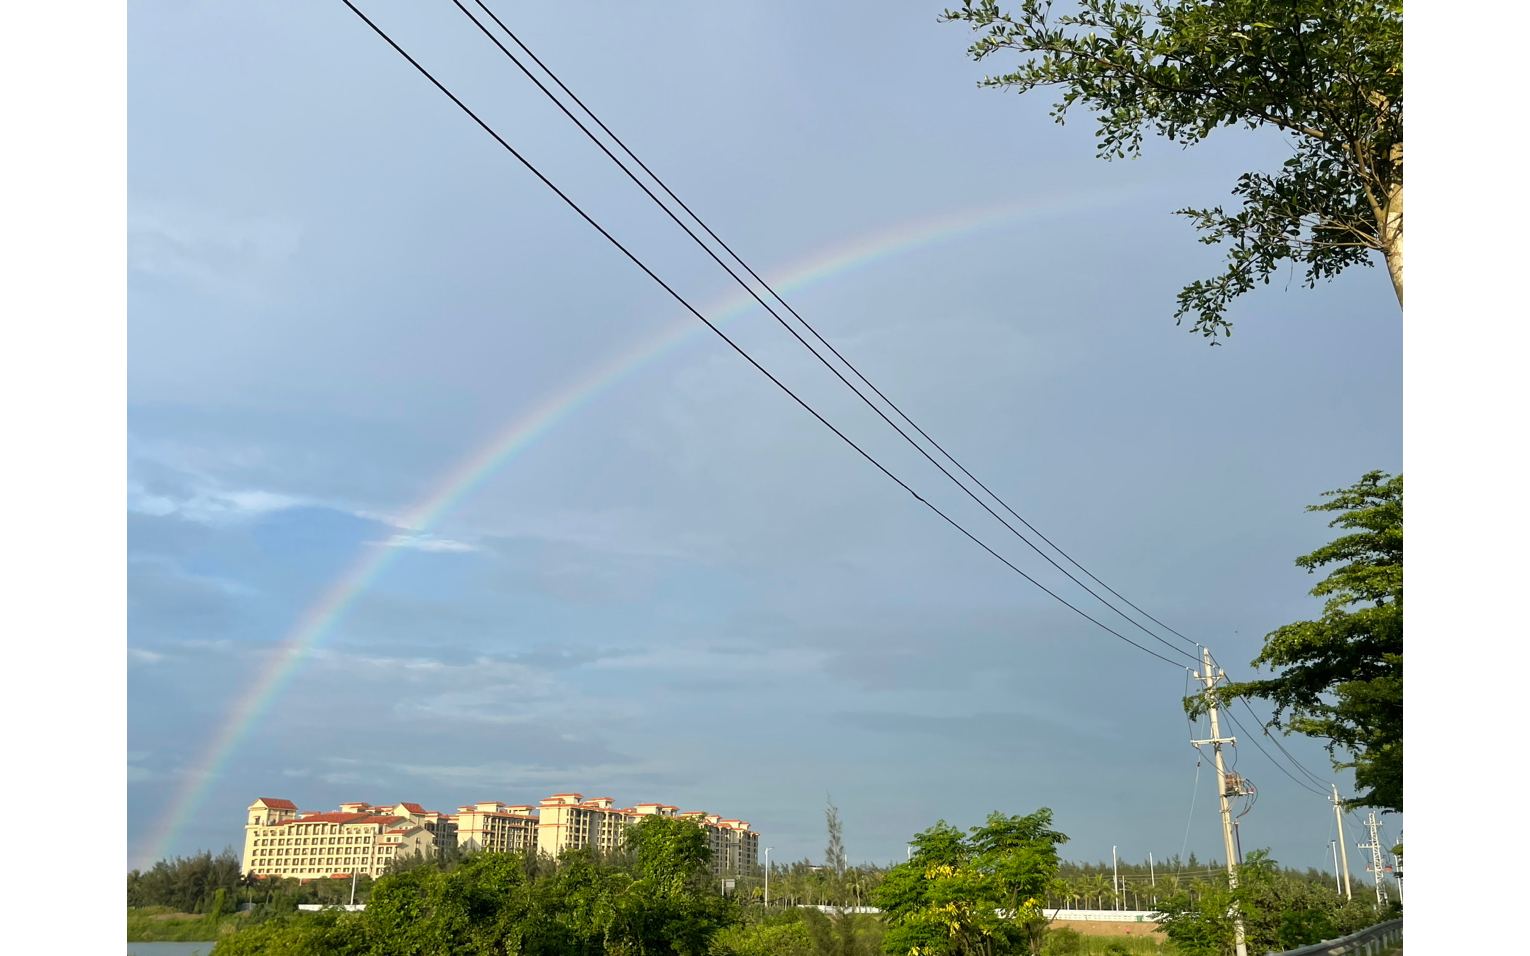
[1330,842,1341,894]
[1149,852,1156,907]
[1192,647,1248,956]
[1331,786,1353,900]
[1357,812,1389,906]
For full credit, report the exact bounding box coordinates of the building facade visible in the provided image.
[241,798,437,880]
[455,801,537,855]
[241,793,758,879]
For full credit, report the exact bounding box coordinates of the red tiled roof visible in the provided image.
[273,812,369,826]
[255,797,299,809]
[399,802,426,813]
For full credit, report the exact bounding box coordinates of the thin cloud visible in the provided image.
[370,533,481,553]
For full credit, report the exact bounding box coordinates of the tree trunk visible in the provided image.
[1381,147,1404,307]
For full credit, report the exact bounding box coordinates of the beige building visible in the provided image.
[455,801,538,855]
[242,793,758,879]
[242,798,438,880]
[534,794,631,856]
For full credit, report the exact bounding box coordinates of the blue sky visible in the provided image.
[128,0,1401,875]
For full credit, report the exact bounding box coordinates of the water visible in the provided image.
[126,943,217,956]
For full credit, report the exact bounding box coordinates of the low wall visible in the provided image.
[1046,909,1158,923]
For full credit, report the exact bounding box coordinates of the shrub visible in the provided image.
[1043,927,1083,955]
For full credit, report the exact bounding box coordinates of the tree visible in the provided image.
[1206,470,1402,810]
[873,809,1069,956]
[1154,849,1381,956]
[940,0,1403,339]
[825,795,848,878]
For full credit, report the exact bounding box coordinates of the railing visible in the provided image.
[1271,918,1401,956]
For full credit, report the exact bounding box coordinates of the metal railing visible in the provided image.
[1272,918,1401,956]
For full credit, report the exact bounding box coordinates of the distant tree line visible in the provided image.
[127,848,380,914]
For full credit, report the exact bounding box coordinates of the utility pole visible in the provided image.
[1191,647,1248,956]
[1149,852,1156,907]
[1331,786,1353,900]
[1357,812,1389,906]
[1330,842,1341,894]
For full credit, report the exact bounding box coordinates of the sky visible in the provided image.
[127,0,1402,878]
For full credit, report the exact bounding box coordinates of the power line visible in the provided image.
[1177,753,1202,868]
[448,0,1201,665]
[1238,696,1334,791]
[1222,706,1329,797]
[1199,648,1339,795]
[336,0,1190,670]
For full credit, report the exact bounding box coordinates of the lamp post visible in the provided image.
[764,847,773,906]
[1112,846,1120,911]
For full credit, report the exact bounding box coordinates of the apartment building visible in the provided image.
[455,801,538,855]
[675,811,759,874]
[242,793,758,879]
[362,801,459,853]
[242,798,437,880]
[534,794,631,856]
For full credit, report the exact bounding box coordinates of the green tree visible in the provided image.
[1154,849,1380,956]
[1206,470,1402,810]
[941,0,1403,339]
[825,794,848,906]
[873,809,1068,956]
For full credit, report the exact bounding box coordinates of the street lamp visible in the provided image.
[764,848,773,906]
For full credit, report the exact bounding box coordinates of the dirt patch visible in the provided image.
[148,912,203,922]
[1050,919,1165,940]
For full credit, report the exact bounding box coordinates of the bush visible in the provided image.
[712,920,815,956]
[1043,926,1082,955]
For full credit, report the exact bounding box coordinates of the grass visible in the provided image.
[127,907,247,942]
[1043,926,1168,956]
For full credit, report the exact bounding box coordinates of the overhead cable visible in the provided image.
[336,0,1190,669]
[448,0,1200,664]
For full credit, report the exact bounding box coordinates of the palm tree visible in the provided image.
[1086,874,1112,909]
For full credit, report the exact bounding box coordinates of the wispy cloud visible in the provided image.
[128,479,304,525]
[370,533,481,553]
[128,198,303,293]
[129,648,166,664]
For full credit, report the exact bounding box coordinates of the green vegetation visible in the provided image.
[872,808,1069,956]
[1041,932,1162,956]
[1051,853,1350,912]
[941,0,1404,337]
[128,848,379,912]
[1206,470,1403,811]
[129,905,238,942]
[210,815,735,956]
[1153,850,1388,956]
[713,907,885,956]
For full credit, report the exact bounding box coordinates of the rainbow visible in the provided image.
[135,188,1121,867]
